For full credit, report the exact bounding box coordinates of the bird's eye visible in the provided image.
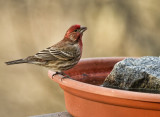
[74,29,79,32]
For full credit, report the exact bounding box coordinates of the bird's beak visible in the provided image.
[80,26,87,34]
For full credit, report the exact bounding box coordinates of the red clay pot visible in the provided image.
[48,57,160,117]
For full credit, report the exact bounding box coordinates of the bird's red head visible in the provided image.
[64,24,87,41]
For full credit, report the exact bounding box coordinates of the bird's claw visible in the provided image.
[61,75,72,81]
[52,72,61,79]
[52,72,72,81]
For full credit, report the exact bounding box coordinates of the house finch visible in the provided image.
[5,24,87,78]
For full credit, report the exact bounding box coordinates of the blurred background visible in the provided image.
[1,0,160,116]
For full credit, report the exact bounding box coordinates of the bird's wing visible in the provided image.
[34,47,57,61]
[49,46,75,60]
[34,46,76,61]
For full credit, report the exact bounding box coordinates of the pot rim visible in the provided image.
[48,57,160,103]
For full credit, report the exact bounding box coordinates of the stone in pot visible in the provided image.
[103,56,160,93]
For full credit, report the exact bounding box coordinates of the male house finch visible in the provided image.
[5,24,87,78]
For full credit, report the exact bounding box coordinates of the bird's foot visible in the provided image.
[61,74,72,81]
[52,72,62,79]
[52,72,72,80]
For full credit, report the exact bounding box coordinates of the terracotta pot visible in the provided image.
[48,57,160,117]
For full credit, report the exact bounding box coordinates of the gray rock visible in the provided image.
[102,56,160,93]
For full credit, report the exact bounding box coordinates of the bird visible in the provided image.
[5,24,87,79]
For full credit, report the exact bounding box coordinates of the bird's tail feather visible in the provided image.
[5,59,27,65]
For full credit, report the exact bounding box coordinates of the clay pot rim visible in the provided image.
[48,57,160,103]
